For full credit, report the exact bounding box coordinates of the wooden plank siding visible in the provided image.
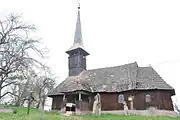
[51,90,174,111]
[99,90,174,111]
[51,95,63,110]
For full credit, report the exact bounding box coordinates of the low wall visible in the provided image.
[60,107,179,117]
[101,109,179,117]
[73,108,179,117]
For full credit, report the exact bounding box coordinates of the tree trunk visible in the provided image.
[36,101,40,109]
[42,97,46,110]
[0,80,3,100]
[0,88,2,103]
[20,99,26,107]
[27,99,31,115]
[14,99,21,107]
[0,88,2,100]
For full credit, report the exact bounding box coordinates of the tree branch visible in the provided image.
[0,92,17,99]
[2,81,16,89]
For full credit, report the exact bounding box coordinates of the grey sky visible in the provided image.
[1,0,180,107]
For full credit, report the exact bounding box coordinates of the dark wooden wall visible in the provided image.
[100,93,118,110]
[51,95,63,110]
[99,90,174,111]
[51,94,91,111]
[51,90,174,111]
[133,90,173,110]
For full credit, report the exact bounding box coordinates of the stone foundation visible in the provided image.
[62,109,179,117]
[59,106,179,117]
[101,110,179,117]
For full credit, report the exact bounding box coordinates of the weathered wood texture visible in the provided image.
[51,96,63,110]
[51,94,91,111]
[100,90,174,111]
[51,90,174,111]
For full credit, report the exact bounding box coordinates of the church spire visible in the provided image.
[74,3,83,46]
[66,4,89,54]
[66,4,89,76]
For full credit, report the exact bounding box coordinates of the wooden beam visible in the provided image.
[66,91,92,95]
[63,94,66,101]
[79,93,82,101]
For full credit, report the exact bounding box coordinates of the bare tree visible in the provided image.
[0,13,45,100]
[0,14,35,46]
[8,66,56,109]
[9,69,36,106]
[35,74,56,109]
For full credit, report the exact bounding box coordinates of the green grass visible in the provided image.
[0,105,179,120]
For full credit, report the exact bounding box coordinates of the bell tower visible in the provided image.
[66,4,89,76]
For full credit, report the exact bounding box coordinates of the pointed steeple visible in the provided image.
[74,4,83,46]
[66,4,89,55]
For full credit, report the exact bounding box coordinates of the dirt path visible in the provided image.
[0,108,13,113]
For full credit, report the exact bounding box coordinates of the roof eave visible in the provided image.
[66,47,89,55]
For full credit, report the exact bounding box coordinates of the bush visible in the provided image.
[13,109,17,114]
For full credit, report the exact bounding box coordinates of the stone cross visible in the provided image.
[123,101,129,115]
[92,93,101,115]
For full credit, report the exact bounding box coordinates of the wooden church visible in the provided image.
[48,6,175,112]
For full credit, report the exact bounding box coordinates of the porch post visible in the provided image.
[63,94,66,101]
[79,92,82,101]
[78,92,82,113]
[61,94,66,112]
[128,95,134,110]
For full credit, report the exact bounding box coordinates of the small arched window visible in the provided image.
[145,94,151,103]
[118,94,124,103]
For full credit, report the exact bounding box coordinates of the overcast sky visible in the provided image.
[1,0,180,107]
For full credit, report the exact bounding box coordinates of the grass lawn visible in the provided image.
[0,105,179,120]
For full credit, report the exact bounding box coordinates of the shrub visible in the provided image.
[13,109,17,114]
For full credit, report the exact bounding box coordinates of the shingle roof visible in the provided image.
[136,67,174,90]
[48,62,175,96]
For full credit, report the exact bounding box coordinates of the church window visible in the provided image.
[145,94,151,102]
[118,94,124,103]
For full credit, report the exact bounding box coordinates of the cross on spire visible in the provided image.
[78,3,80,9]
